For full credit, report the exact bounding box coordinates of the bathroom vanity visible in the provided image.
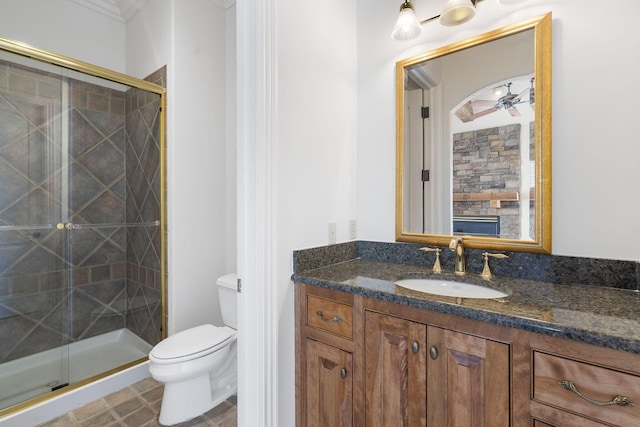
[293,11,640,427]
[292,244,640,426]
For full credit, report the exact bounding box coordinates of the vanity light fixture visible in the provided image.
[391,1,423,41]
[391,0,485,41]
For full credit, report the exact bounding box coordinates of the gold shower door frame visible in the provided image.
[0,36,167,416]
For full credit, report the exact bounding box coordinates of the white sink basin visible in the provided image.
[396,278,509,299]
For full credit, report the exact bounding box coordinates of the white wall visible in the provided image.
[0,0,125,71]
[169,0,229,331]
[276,2,359,248]
[272,0,358,424]
[225,4,238,273]
[357,0,640,262]
[127,0,234,333]
[125,0,171,79]
[237,0,358,424]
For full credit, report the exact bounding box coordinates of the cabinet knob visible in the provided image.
[340,368,347,379]
[429,346,438,360]
[411,341,419,354]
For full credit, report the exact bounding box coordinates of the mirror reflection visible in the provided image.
[396,13,551,253]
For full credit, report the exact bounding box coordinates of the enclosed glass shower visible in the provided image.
[0,38,166,413]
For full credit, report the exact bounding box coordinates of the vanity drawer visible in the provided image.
[533,351,640,425]
[306,295,353,339]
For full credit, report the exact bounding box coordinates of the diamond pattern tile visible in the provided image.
[0,60,164,368]
[123,83,162,344]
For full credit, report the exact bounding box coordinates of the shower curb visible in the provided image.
[0,362,149,427]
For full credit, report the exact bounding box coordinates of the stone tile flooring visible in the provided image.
[36,377,237,427]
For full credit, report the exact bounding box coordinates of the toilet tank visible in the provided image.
[217,274,237,329]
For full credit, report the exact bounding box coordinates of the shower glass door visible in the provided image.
[0,52,71,408]
[0,39,165,414]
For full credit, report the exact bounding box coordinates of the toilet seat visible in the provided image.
[150,324,235,364]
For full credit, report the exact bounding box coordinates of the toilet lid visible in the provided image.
[150,324,235,361]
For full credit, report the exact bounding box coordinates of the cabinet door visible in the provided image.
[364,310,427,427]
[427,326,510,427]
[305,339,353,427]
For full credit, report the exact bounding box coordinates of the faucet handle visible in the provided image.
[448,237,459,250]
[484,252,509,260]
[481,252,509,280]
[419,247,442,274]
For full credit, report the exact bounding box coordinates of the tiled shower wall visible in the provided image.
[69,77,130,348]
[124,67,165,346]
[0,59,163,364]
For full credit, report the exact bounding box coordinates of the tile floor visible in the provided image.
[35,377,237,427]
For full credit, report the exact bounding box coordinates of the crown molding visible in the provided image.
[211,0,236,9]
[71,0,149,22]
[72,0,235,23]
[117,0,149,21]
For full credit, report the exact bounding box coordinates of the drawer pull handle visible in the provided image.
[340,368,347,379]
[316,311,341,323]
[558,380,635,407]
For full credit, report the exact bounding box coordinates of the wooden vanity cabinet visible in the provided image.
[362,308,512,427]
[364,298,519,426]
[296,284,360,427]
[296,283,530,426]
[296,282,640,426]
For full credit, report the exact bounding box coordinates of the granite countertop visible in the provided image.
[292,258,640,354]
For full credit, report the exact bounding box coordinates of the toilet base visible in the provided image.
[158,357,238,425]
[158,371,237,426]
[159,374,210,425]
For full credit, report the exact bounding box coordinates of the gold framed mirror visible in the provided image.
[396,13,551,253]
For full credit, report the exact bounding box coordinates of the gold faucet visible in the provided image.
[449,237,466,275]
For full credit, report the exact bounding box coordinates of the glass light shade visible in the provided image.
[439,0,476,26]
[391,6,423,40]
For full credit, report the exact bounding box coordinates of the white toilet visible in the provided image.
[149,274,238,425]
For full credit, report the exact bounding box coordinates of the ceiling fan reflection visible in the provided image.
[456,78,534,123]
